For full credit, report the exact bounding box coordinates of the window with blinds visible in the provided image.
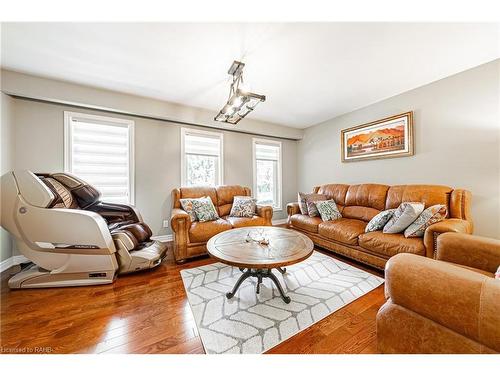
[64,112,135,204]
[181,128,223,187]
[253,139,282,209]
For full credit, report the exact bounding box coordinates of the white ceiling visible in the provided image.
[1,23,499,128]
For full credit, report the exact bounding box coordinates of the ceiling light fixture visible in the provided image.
[214,60,266,124]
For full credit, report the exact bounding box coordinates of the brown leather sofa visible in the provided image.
[287,184,472,269]
[170,185,273,263]
[377,233,500,353]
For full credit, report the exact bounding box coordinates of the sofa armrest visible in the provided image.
[287,202,300,219]
[423,218,473,258]
[256,205,273,225]
[170,208,190,233]
[436,233,500,273]
[385,253,500,351]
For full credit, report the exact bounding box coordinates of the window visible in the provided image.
[181,128,223,187]
[253,138,282,210]
[64,111,135,204]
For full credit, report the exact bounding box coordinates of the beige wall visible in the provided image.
[297,59,500,238]
[1,93,14,260]
[10,99,297,240]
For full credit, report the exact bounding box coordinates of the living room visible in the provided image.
[1,1,499,372]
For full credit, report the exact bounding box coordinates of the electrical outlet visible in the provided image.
[162,220,169,228]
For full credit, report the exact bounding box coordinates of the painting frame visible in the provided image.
[341,111,414,162]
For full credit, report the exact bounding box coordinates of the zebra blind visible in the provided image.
[65,112,134,204]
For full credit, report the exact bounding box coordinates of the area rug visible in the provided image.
[180,251,384,354]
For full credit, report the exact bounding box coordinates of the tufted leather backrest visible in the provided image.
[216,185,251,216]
[343,184,389,222]
[385,185,452,213]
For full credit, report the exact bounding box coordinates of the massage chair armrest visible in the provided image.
[287,202,300,219]
[436,233,500,273]
[423,218,473,258]
[256,205,273,224]
[385,253,500,350]
[87,201,141,223]
[16,206,115,254]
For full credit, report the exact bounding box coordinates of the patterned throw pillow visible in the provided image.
[305,194,328,217]
[315,200,342,221]
[365,209,396,233]
[179,198,200,222]
[298,192,309,215]
[404,204,448,238]
[192,196,219,222]
[383,202,425,234]
[495,266,500,280]
[229,196,257,218]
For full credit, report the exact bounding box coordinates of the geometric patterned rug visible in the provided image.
[180,251,384,354]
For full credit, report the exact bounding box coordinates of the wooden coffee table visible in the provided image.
[206,226,314,304]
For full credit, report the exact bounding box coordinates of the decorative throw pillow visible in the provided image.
[298,192,309,215]
[305,194,328,217]
[495,266,500,280]
[229,196,257,218]
[192,196,219,222]
[383,202,425,234]
[315,200,342,221]
[404,204,448,238]
[179,198,199,222]
[365,209,396,233]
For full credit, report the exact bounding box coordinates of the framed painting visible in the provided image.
[341,111,414,162]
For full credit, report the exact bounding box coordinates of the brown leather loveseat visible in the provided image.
[170,185,273,263]
[287,183,472,269]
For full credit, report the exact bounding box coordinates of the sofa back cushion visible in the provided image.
[173,186,218,210]
[385,185,452,214]
[343,184,389,222]
[216,185,251,216]
[314,184,349,209]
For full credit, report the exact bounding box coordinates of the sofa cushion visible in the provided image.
[315,200,342,221]
[383,202,424,234]
[192,196,220,222]
[224,215,267,228]
[318,218,367,245]
[216,185,250,216]
[305,193,328,217]
[385,185,452,210]
[188,218,232,243]
[315,184,349,206]
[345,184,389,211]
[290,214,323,233]
[229,196,256,218]
[404,204,447,238]
[365,209,396,233]
[358,231,425,257]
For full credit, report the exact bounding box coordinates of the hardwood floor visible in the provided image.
[0,244,385,354]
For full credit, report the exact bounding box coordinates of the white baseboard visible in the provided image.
[272,218,288,225]
[151,234,173,242]
[0,255,30,273]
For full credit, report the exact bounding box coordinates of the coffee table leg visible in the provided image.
[226,269,252,299]
[277,267,287,274]
[268,270,291,304]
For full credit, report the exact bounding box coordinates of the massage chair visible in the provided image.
[0,170,167,289]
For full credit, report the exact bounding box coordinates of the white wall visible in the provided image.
[297,60,500,238]
[10,99,297,239]
[1,93,14,261]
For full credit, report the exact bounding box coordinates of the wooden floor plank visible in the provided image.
[0,242,385,354]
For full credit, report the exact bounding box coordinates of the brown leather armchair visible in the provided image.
[170,185,273,263]
[377,233,500,353]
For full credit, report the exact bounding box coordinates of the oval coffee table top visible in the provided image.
[206,226,314,269]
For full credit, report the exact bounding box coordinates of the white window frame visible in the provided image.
[252,138,283,211]
[181,127,224,187]
[63,111,135,205]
